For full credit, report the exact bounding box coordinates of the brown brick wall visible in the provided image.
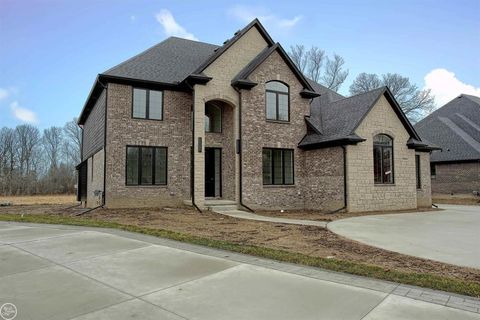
[303,147,345,211]
[104,83,192,208]
[241,50,311,210]
[432,161,480,195]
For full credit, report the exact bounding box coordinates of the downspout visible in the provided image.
[234,87,254,212]
[98,78,108,207]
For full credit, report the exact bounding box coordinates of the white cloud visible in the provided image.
[10,101,38,124]
[424,68,480,107]
[228,5,302,30]
[155,9,198,41]
[0,88,9,101]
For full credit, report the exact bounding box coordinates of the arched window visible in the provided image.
[266,81,289,122]
[205,102,222,133]
[373,134,394,184]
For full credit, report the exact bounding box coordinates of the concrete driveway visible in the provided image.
[1,222,479,319]
[328,204,480,269]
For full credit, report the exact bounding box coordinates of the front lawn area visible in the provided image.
[0,202,479,297]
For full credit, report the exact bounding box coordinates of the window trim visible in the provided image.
[125,145,168,186]
[205,102,222,133]
[415,154,421,189]
[262,148,295,186]
[373,134,395,185]
[265,81,290,123]
[131,87,164,121]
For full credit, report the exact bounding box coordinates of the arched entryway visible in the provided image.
[204,99,236,200]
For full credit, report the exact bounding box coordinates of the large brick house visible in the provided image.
[415,94,480,196]
[77,19,435,212]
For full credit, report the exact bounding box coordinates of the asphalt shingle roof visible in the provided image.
[103,37,219,84]
[415,94,480,162]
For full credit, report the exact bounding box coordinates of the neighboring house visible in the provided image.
[415,94,480,196]
[77,19,436,212]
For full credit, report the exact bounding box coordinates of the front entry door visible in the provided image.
[205,148,221,198]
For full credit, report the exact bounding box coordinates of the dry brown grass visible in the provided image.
[0,194,77,205]
[433,193,480,205]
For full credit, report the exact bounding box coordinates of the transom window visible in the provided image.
[373,134,394,184]
[126,146,167,185]
[262,148,294,185]
[205,102,222,133]
[266,81,289,122]
[132,88,163,120]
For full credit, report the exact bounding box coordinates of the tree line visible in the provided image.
[288,45,435,121]
[0,119,81,196]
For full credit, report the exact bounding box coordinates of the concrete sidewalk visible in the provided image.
[212,209,328,227]
[0,221,479,319]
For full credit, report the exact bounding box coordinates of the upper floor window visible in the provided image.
[266,81,289,122]
[205,102,222,133]
[133,88,163,120]
[373,134,394,184]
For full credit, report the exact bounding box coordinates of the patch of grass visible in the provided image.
[0,195,76,205]
[1,213,479,298]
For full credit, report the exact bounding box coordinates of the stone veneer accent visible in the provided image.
[346,95,419,212]
[86,148,104,207]
[431,161,480,195]
[416,152,432,207]
[104,83,192,208]
[205,103,235,200]
[192,26,269,208]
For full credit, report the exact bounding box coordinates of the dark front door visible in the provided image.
[205,148,221,198]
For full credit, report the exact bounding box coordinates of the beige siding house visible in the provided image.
[77,19,436,213]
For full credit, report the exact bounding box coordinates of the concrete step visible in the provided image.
[205,199,236,206]
[209,205,238,212]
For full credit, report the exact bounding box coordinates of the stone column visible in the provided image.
[193,86,205,208]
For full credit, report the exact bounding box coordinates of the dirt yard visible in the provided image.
[433,193,480,205]
[0,202,478,285]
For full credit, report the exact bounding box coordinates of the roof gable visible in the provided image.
[231,43,317,94]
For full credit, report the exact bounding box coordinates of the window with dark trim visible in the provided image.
[262,148,294,185]
[415,155,421,189]
[266,81,289,122]
[126,146,167,185]
[430,163,436,178]
[132,88,163,120]
[373,134,394,184]
[205,102,222,133]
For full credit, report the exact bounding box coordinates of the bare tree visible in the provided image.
[289,45,348,91]
[348,73,381,94]
[321,54,349,92]
[305,47,325,83]
[63,118,82,165]
[15,124,40,175]
[349,72,435,121]
[42,127,63,170]
[289,44,308,73]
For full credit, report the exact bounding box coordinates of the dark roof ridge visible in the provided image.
[332,86,387,104]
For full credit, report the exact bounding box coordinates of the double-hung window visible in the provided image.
[126,146,167,185]
[266,81,289,122]
[132,88,163,120]
[262,148,294,185]
[373,134,394,184]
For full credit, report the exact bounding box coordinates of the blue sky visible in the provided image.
[0,0,479,129]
